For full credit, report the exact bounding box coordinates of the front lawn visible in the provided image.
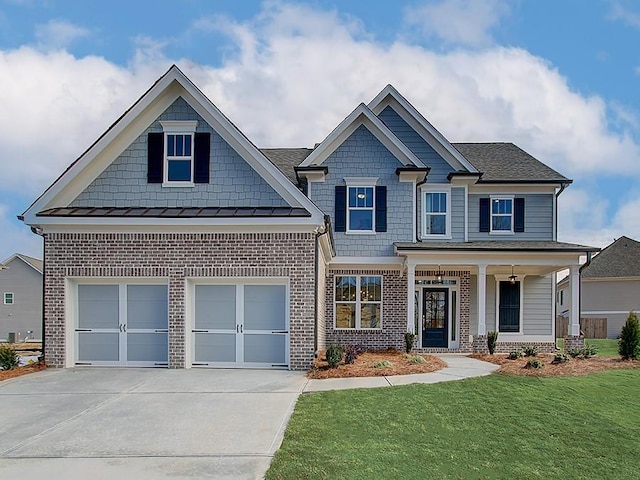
[585,338,619,357]
[267,370,640,479]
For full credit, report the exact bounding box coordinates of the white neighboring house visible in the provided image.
[0,254,43,342]
[557,236,640,338]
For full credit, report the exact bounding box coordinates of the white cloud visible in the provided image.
[34,19,90,51]
[608,2,640,29]
[403,0,510,47]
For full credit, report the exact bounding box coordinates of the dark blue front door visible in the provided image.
[422,288,448,348]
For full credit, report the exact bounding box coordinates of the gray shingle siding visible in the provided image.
[71,97,288,208]
[311,125,413,256]
[0,258,42,341]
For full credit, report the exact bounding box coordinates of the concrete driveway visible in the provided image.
[0,368,307,480]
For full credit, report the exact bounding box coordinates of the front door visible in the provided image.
[422,288,448,348]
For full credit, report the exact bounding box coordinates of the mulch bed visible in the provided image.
[470,353,640,377]
[0,362,47,382]
[309,350,447,379]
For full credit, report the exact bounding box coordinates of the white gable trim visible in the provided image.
[299,103,425,168]
[23,65,324,226]
[368,85,478,173]
[1,254,43,274]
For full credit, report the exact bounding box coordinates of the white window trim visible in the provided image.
[161,120,198,187]
[490,195,514,235]
[334,275,383,330]
[3,292,14,305]
[421,185,452,239]
[344,178,378,234]
[494,275,525,335]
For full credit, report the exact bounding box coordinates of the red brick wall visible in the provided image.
[43,232,316,370]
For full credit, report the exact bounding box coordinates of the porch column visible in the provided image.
[477,264,487,336]
[407,261,416,333]
[569,265,581,336]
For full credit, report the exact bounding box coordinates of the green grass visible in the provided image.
[267,370,640,480]
[585,339,619,357]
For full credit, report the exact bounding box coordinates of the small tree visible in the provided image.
[487,331,498,355]
[404,332,416,353]
[618,311,640,360]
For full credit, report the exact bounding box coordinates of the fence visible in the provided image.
[555,317,607,338]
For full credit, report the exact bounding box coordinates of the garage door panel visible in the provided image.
[243,334,286,364]
[127,285,168,330]
[194,333,236,363]
[244,285,286,331]
[127,332,168,362]
[77,332,119,362]
[78,285,119,329]
[195,285,236,330]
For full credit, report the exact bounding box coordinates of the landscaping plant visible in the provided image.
[325,344,344,369]
[487,331,498,355]
[404,332,416,353]
[0,344,19,370]
[525,359,544,369]
[507,350,523,360]
[344,344,363,365]
[522,345,539,357]
[551,353,569,364]
[618,311,640,360]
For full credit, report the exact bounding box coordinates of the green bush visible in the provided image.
[325,344,344,368]
[582,344,598,359]
[567,347,582,358]
[487,331,498,355]
[551,353,569,364]
[404,332,416,354]
[373,360,393,368]
[409,355,425,364]
[525,359,544,369]
[0,344,19,370]
[522,345,539,357]
[618,311,640,360]
[507,350,523,360]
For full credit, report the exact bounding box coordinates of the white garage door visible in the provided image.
[192,283,289,368]
[75,284,169,367]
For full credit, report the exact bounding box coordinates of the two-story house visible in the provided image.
[21,66,597,370]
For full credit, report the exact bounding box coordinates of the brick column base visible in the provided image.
[563,335,585,353]
[472,335,489,353]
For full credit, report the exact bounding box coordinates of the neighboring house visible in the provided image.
[557,236,640,338]
[21,65,597,370]
[0,254,43,342]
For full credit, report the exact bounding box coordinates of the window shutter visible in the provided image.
[147,132,163,183]
[514,197,525,232]
[479,198,489,232]
[335,186,347,232]
[375,186,387,232]
[194,132,211,183]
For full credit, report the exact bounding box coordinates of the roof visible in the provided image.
[37,206,311,218]
[452,143,571,184]
[581,236,640,278]
[1,253,43,274]
[394,240,599,253]
[261,148,312,184]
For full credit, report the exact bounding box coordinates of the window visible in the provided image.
[491,196,513,233]
[160,120,198,185]
[498,281,520,333]
[335,276,382,329]
[348,186,375,232]
[3,292,14,305]
[422,187,451,238]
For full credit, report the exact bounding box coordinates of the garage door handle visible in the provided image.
[237,325,243,333]
[192,329,207,333]
[155,329,168,333]
[272,331,288,334]
[76,329,91,332]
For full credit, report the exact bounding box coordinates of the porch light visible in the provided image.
[436,266,443,284]
[509,265,517,285]
[357,192,366,199]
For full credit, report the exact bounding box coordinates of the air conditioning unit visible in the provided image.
[7,332,19,343]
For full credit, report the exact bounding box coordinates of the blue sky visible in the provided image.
[1,0,640,260]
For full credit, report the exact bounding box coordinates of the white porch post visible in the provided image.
[407,261,416,333]
[477,264,487,336]
[569,265,581,336]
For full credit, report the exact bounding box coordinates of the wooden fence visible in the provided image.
[555,317,607,339]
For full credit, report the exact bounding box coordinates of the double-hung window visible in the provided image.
[491,196,513,233]
[3,292,14,305]
[161,121,198,185]
[335,276,382,329]
[347,186,375,232]
[422,186,451,238]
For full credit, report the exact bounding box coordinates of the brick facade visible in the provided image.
[43,232,316,370]
[472,335,556,354]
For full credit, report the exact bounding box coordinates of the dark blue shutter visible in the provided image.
[514,197,525,232]
[335,186,346,232]
[375,186,387,232]
[194,132,210,183]
[147,133,163,183]
[479,198,490,232]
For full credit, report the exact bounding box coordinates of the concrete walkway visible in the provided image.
[304,354,499,392]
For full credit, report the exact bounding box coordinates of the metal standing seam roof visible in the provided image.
[581,236,640,278]
[37,206,312,218]
[394,240,599,253]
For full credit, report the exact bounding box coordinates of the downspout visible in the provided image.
[577,251,594,337]
[415,174,428,242]
[30,226,45,363]
[554,182,568,241]
[313,215,334,358]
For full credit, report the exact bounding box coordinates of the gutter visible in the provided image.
[313,215,335,358]
[415,173,429,242]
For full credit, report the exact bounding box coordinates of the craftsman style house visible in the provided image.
[22,66,597,369]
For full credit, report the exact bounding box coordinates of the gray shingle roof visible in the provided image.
[261,148,312,184]
[452,143,570,183]
[582,236,640,278]
[394,240,598,253]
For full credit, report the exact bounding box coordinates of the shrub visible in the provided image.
[525,359,544,369]
[0,344,19,370]
[487,331,498,355]
[325,344,343,368]
[344,344,363,365]
[404,332,416,354]
[507,350,523,360]
[567,347,582,358]
[619,311,640,360]
[582,344,598,359]
[551,353,569,364]
[409,355,425,364]
[373,360,393,368]
[522,345,539,357]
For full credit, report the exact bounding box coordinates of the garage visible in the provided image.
[75,283,169,366]
[191,281,289,368]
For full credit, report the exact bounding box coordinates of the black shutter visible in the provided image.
[335,186,346,232]
[194,132,211,183]
[479,197,490,232]
[514,197,525,232]
[375,186,387,232]
[147,132,163,183]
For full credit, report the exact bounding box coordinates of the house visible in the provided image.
[0,253,43,342]
[557,236,640,338]
[21,65,598,369]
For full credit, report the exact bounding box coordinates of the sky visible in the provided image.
[1,0,640,261]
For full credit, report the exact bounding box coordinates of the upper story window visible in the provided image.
[348,186,375,232]
[491,196,513,233]
[161,121,198,185]
[334,180,387,234]
[422,186,451,239]
[479,196,525,234]
[3,292,14,305]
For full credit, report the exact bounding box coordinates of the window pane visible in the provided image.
[364,187,373,208]
[176,135,184,156]
[361,303,381,328]
[493,199,512,214]
[167,134,175,156]
[336,276,356,301]
[349,210,373,230]
[361,276,381,301]
[426,214,446,235]
[348,187,357,207]
[168,159,191,181]
[492,215,512,231]
[336,303,356,328]
[184,135,192,156]
[426,193,447,213]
